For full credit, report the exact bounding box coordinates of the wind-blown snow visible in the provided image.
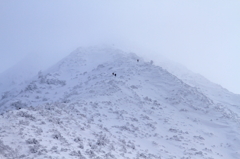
[0,46,239,159]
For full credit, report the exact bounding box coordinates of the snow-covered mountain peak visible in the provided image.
[45,46,139,75]
[0,46,239,159]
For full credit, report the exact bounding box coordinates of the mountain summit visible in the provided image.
[0,46,239,159]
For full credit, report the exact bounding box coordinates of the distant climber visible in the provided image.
[112,73,116,76]
[137,59,139,62]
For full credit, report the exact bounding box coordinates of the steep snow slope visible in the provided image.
[0,47,239,159]
[157,59,240,125]
[158,59,240,104]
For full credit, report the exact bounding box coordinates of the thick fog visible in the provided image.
[0,1,240,94]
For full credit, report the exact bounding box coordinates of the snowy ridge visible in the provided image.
[158,59,240,125]
[0,46,239,159]
[0,54,45,95]
[158,60,240,104]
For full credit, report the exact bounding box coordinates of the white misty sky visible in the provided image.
[0,1,240,94]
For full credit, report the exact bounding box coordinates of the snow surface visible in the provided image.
[0,46,239,159]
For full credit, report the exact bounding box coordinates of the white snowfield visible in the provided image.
[0,46,239,159]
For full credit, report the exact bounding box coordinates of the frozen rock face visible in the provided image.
[0,46,239,159]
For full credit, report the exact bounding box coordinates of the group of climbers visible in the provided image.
[112,59,139,77]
